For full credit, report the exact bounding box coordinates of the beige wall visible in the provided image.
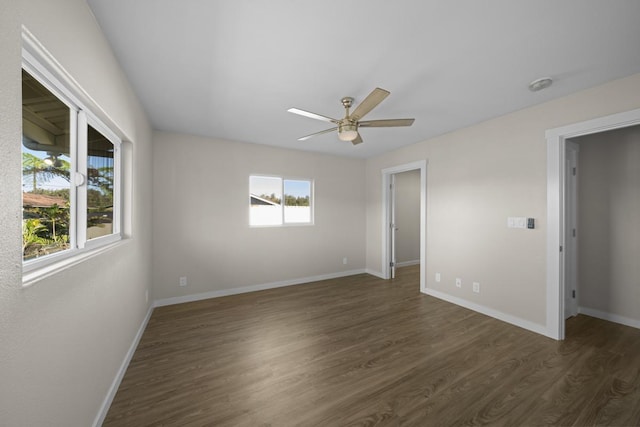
[366,73,640,327]
[394,170,420,264]
[152,132,366,301]
[574,126,640,321]
[0,1,153,426]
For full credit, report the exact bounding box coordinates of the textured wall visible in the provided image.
[0,1,153,425]
[365,73,640,328]
[152,132,366,301]
[575,126,640,321]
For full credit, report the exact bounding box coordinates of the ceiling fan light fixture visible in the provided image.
[288,87,414,145]
[338,122,358,141]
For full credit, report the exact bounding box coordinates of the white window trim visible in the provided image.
[21,27,125,282]
[249,175,315,227]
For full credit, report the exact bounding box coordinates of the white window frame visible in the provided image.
[21,32,123,280]
[77,110,122,251]
[249,175,314,227]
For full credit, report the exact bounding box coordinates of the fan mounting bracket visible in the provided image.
[341,97,354,109]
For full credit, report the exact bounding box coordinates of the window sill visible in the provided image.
[22,238,129,288]
[249,222,315,228]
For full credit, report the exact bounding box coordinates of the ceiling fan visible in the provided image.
[288,87,415,145]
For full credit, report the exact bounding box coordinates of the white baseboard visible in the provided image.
[396,260,420,267]
[154,269,367,307]
[365,269,386,279]
[93,304,154,427]
[578,306,640,330]
[423,288,550,338]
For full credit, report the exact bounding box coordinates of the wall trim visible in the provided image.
[424,288,551,338]
[579,306,640,330]
[93,304,154,427]
[154,269,367,307]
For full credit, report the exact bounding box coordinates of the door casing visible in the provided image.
[381,160,427,291]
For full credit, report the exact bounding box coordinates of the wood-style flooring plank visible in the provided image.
[104,266,640,426]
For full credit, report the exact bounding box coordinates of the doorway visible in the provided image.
[546,107,640,340]
[564,141,579,320]
[565,126,640,331]
[382,160,427,291]
[390,170,421,278]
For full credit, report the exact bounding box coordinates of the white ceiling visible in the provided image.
[86,0,640,158]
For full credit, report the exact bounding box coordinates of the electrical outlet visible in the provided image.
[455,278,462,288]
[179,276,187,287]
[343,257,348,265]
[473,282,480,293]
[435,273,441,282]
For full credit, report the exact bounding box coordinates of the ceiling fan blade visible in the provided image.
[288,108,338,123]
[351,133,363,145]
[350,88,390,121]
[358,118,415,127]
[298,127,337,141]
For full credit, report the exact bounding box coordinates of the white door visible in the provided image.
[564,141,579,319]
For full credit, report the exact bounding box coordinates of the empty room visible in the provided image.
[2,1,640,426]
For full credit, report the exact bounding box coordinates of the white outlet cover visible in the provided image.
[508,217,527,229]
[455,278,462,288]
[473,282,480,293]
[435,273,441,282]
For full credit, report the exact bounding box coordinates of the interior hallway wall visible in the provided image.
[574,125,640,323]
[394,170,420,265]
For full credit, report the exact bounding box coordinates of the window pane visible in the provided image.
[21,70,72,261]
[250,176,282,226]
[284,179,311,223]
[87,125,115,240]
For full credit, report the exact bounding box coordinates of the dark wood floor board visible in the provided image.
[104,265,640,426]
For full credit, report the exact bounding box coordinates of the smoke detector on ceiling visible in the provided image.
[528,77,553,92]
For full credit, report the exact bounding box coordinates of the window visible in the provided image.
[250,176,313,226]
[21,59,122,271]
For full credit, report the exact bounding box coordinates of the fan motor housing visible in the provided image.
[338,121,357,133]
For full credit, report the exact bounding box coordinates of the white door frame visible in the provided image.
[546,107,640,340]
[382,160,427,292]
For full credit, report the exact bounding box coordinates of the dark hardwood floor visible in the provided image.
[104,266,640,426]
